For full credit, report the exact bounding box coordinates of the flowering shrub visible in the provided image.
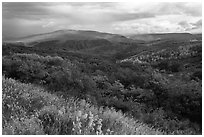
[2,77,164,135]
[120,44,201,65]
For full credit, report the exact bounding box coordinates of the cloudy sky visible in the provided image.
[2,2,202,40]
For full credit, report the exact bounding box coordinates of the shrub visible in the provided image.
[2,54,65,83]
[2,77,164,135]
[191,70,202,80]
[154,60,181,72]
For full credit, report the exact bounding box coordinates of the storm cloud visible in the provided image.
[2,2,202,40]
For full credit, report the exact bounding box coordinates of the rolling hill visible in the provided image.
[3,30,139,54]
[127,33,202,42]
[6,29,135,45]
[2,30,202,135]
[3,30,202,58]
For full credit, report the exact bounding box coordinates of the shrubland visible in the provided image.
[2,76,164,135]
[2,41,202,135]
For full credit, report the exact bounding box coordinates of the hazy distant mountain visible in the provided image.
[3,30,201,56]
[127,33,201,42]
[3,30,139,54]
[6,29,134,44]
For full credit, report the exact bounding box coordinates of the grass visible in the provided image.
[2,76,165,135]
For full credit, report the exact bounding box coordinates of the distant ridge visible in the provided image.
[127,33,201,42]
[5,29,134,44]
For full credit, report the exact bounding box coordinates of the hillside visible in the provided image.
[127,33,201,42]
[3,30,139,54]
[119,40,201,65]
[2,76,164,135]
[3,31,201,57]
[2,31,202,135]
[5,29,135,45]
[2,51,201,135]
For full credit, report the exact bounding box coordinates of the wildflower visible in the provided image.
[58,107,65,115]
[105,129,114,135]
[96,118,103,135]
[80,100,86,107]
[77,111,82,117]
[81,113,88,119]
[87,111,95,133]
[88,111,94,127]
[72,116,82,134]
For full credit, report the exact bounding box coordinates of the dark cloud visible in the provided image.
[155,3,202,16]
[178,21,189,27]
[3,2,155,26]
[2,2,52,20]
[63,2,116,8]
[112,12,155,21]
[2,2,202,39]
[3,2,151,22]
[191,19,202,29]
[2,3,116,19]
[178,19,202,32]
[3,2,200,21]
[178,21,192,31]
[180,4,202,17]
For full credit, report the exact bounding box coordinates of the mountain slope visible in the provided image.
[127,33,201,42]
[7,29,134,44]
[3,30,140,56]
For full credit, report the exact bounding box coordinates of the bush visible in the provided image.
[166,80,202,124]
[191,70,202,80]
[2,52,201,135]
[2,54,65,83]
[153,60,181,72]
[2,77,164,135]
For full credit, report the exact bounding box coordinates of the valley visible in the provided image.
[2,30,202,135]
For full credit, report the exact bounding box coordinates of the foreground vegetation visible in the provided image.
[2,40,202,134]
[2,77,164,135]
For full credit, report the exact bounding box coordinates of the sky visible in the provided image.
[2,2,202,40]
